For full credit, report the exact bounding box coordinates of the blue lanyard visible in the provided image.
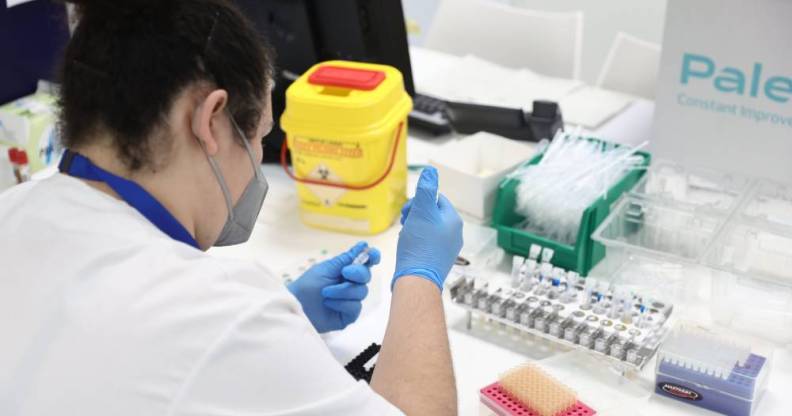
[58,150,200,249]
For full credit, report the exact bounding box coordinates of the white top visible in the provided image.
[0,173,401,416]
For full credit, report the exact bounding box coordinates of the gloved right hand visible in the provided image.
[393,167,463,291]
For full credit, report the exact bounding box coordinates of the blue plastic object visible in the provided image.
[656,355,767,416]
[655,326,770,416]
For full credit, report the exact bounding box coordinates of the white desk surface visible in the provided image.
[208,49,790,415]
[210,134,791,416]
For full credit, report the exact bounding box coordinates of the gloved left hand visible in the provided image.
[287,242,381,333]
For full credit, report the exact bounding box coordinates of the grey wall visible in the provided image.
[403,0,667,84]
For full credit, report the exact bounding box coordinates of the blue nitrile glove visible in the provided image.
[287,242,381,333]
[393,167,463,291]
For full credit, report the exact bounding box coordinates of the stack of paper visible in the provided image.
[410,46,635,129]
[408,46,459,92]
[560,87,635,128]
[418,54,584,111]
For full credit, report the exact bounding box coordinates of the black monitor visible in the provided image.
[0,2,69,104]
[231,0,415,161]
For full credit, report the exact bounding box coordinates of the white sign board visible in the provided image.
[652,0,792,180]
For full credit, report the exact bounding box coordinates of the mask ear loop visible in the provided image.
[194,11,247,224]
[227,112,263,180]
[195,130,236,223]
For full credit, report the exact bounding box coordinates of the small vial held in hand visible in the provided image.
[353,248,371,265]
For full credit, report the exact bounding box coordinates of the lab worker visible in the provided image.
[0,1,463,415]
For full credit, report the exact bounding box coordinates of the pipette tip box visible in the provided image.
[654,324,771,416]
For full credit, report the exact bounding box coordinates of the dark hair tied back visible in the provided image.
[58,0,274,170]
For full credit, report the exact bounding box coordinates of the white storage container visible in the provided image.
[430,131,536,221]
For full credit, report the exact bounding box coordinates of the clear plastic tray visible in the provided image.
[577,161,792,345]
[592,196,726,264]
[630,160,751,214]
[705,223,792,345]
[591,252,706,306]
[706,222,792,285]
[738,179,792,228]
[709,268,792,345]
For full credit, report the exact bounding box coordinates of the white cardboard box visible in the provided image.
[430,131,536,221]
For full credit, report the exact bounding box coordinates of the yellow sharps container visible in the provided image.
[280,60,413,235]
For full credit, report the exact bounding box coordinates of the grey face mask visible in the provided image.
[202,113,268,246]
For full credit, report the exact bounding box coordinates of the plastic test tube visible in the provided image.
[525,259,538,276]
[539,263,553,280]
[636,304,650,328]
[541,247,555,264]
[511,255,526,288]
[609,289,626,319]
[521,259,538,291]
[592,284,608,315]
[528,244,542,260]
[560,281,578,303]
[549,267,565,298]
[534,264,553,295]
[353,248,371,265]
[583,279,597,306]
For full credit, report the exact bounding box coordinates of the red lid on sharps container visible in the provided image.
[7,148,18,164]
[308,65,386,90]
[16,149,28,165]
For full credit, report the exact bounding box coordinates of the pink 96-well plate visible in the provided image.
[480,382,596,416]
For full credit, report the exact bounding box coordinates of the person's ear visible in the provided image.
[191,89,228,156]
